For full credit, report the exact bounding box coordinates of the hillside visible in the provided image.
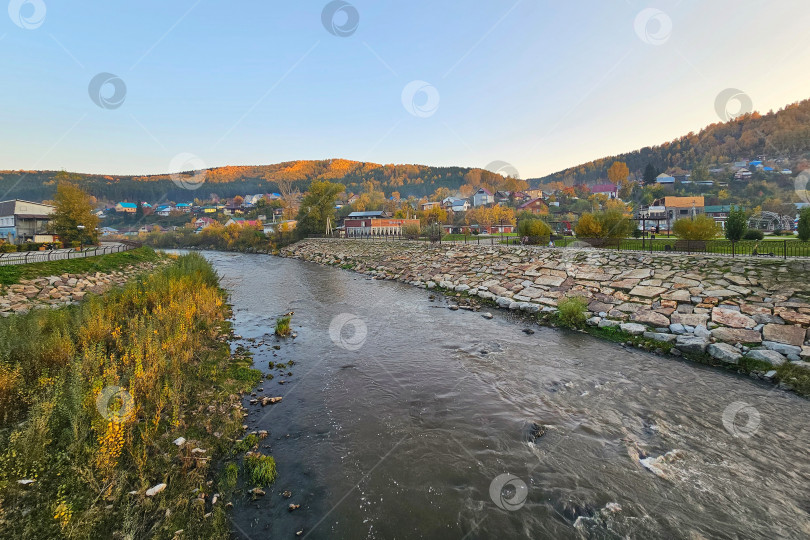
[0,160,523,204]
[531,98,810,186]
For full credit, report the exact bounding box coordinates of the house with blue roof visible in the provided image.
[115,202,137,213]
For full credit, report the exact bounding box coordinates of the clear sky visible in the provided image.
[2,0,809,179]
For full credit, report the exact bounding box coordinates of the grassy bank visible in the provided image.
[0,246,163,285]
[0,253,263,538]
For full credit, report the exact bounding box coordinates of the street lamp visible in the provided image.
[77,225,85,251]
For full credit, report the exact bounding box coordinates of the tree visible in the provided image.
[643,163,658,185]
[599,209,633,238]
[50,181,100,245]
[725,205,747,241]
[607,162,630,184]
[673,215,721,240]
[295,181,344,238]
[575,213,602,237]
[517,217,551,244]
[691,160,710,183]
[798,207,810,242]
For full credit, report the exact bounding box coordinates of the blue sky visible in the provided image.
[1,0,809,179]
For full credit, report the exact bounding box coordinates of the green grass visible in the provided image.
[546,236,810,256]
[0,253,262,539]
[274,315,292,337]
[556,296,588,329]
[244,454,277,486]
[0,246,163,285]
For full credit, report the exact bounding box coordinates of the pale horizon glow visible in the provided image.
[1,0,809,180]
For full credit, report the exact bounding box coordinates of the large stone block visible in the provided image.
[675,335,710,354]
[670,312,709,327]
[630,310,671,327]
[711,327,762,344]
[629,285,667,298]
[708,343,742,364]
[762,324,806,347]
[711,308,756,329]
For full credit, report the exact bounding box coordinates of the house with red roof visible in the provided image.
[517,198,548,215]
[590,183,619,199]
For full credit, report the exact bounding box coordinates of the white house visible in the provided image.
[472,188,493,207]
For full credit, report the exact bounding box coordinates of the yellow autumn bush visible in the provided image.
[0,253,259,539]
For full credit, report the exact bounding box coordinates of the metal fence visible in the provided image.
[308,234,810,259]
[0,241,139,266]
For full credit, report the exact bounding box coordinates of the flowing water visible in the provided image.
[198,251,810,539]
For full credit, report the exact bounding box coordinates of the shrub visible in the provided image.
[798,207,810,242]
[575,213,602,238]
[743,229,764,240]
[517,218,552,244]
[422,223,442,242]
[672,214,721,240]
[244,453,277,486]
[725,205,747,241]
[557,296,588,329]
[0,244,17,253]
[274,315,291,337]
[574,211,632,239]
[401,224,420,240]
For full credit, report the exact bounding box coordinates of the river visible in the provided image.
[197,251,810,539]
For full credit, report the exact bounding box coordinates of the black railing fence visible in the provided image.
[307,233,810,259]
[0,242,139,266]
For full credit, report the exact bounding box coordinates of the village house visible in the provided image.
[472,188,493,207]
[343,210,419,236]
[704,205,734,229]
[224,218,262,227]
[590,183,619,199]
[664,196,704,224]
[115,202,138,213]
[420,201,441,211]
[517,198,548,215]
[524,188,545,200]
[655,173,675,185]
[0,199,55,244]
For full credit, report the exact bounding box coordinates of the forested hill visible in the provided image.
[0,160,523,203]
[530,98,810,187]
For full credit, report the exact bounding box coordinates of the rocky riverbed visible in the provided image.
[0,261,167,316]
[284,240,810,375]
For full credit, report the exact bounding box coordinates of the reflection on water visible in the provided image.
[198,251,810,539]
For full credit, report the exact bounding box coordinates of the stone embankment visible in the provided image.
[0,261,166,316]
[283,240,810,369]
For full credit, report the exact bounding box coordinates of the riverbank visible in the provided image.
[0,248,167,316]
[0,253,265,539]
[283,239,810,395]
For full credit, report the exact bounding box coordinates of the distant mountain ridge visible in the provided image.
[0,160,515,203]
[529,98,810,187]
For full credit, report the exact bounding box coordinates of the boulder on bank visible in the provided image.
[745,349,787,366]
[620,323,646,336]
[708,343,742,364]
[675,335,710,355]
